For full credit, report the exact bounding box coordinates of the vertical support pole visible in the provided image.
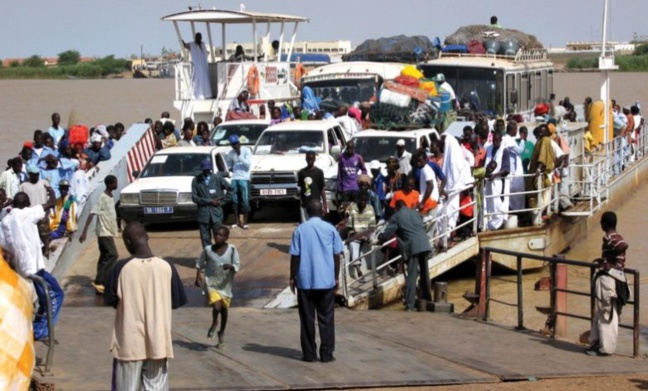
[476,249,489,320]
[549,261,557,334]
[252,20,257,63]
[221,23,226,60]
[287,22,299,61]
[370,251,378,290]
[516,256,524,330]
[555,263,568,338]
[278,22,285,62]
[633,271,640,357]
[206,23,215,63]
[590,267,596,322]
[485,249,492,321]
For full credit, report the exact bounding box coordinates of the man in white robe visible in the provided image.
[0,190,55,277]
[484,132,510,230]
[502,121,524,211]
[183,33,213,100]
[440,135,474,239]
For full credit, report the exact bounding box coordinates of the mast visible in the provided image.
[599,0,617,145]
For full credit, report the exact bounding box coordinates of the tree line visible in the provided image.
[566,43,648,71]
[0,50,130,79]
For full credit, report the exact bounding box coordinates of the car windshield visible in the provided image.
[140,153,210,178]
[353,136,417,162]
[210,123,268,146]
[255,131,325,155]
[304,78,377,105]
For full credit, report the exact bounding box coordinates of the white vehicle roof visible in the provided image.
[218,119,271,126]
[420,55,553,72]
[264,119,340,132]
[353,129,437,140]
[153,146,217,155]
[302,62,408,82]
[162,10,308,24]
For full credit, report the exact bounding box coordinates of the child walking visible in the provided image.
[195,226,240,348]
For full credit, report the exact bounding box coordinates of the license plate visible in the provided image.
[260,188,287,196]
[144,206,174,214]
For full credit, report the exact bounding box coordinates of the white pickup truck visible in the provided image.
[249,120,347,213]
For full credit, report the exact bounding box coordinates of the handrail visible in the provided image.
[28,274,55,374]
[479,246,641,357]
[342,184,477,295]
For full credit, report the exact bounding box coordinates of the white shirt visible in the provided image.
[70,170,90,212]
[396,151,412,175]
[0,205,46,277]
[419,164,439,202]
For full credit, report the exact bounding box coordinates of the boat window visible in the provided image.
[353,136,417,163]
[140,153,210,178]
[254,130,324,155]
[210,123,269,146]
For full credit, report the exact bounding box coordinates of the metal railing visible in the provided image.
[28,274,55,374]
[342,185,478,298]
[479,247,640,357]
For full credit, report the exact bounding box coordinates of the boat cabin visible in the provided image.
[162,8,309,123]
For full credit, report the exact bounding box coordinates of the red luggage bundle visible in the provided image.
[467,40,486,54]
[394,75,420,88]
[68,125,89,146]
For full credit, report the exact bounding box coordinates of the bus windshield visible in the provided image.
[419,65,504,116]
[303,78,377,105]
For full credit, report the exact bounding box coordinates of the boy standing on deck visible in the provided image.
[195,226,240,349]
[79,175,119,294]
[587,211,628,356]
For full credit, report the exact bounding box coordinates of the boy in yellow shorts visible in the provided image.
[195,226,240,348]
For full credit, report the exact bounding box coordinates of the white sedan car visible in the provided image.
[119,146,230,223]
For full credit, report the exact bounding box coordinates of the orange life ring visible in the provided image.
[247,65,260,97]
[295,63,306,83]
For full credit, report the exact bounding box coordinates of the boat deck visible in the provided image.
[34,307,646,390]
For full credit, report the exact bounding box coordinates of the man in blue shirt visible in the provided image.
[225,135,252,229]
[289,200,343,363]
[83,134,112,165]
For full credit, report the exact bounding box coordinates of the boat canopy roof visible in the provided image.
[161,9,309,24]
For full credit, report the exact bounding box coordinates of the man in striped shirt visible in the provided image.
[587,211,628,356]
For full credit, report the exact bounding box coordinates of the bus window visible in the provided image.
[506,74,515,112]
[534,71,542,103]
[521,73,529,112]
[547,70,554,98]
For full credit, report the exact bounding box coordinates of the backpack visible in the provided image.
[614,278,630,316]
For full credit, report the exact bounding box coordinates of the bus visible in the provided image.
[301,61,407,105]
[418,49,554,119]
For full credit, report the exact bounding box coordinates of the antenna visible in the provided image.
[240,3,246,12]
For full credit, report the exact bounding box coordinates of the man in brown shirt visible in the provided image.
[104,222,187,390]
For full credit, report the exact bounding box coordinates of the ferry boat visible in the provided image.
[161,8,308,124]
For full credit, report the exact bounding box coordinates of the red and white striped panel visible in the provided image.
[126,129,157,183]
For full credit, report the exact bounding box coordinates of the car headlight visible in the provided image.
[178,192,193,203]
[121,193,139,204]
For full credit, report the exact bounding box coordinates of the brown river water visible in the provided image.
[2,72,648,352]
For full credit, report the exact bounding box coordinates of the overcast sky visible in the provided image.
[1,0,644,59]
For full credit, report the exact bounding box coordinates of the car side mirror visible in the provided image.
[132,170,140,179]
[331,145,341,156]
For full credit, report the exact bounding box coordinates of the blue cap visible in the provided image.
[228,135,240,145]
[200,160,212,171]
[27,164,40,174]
